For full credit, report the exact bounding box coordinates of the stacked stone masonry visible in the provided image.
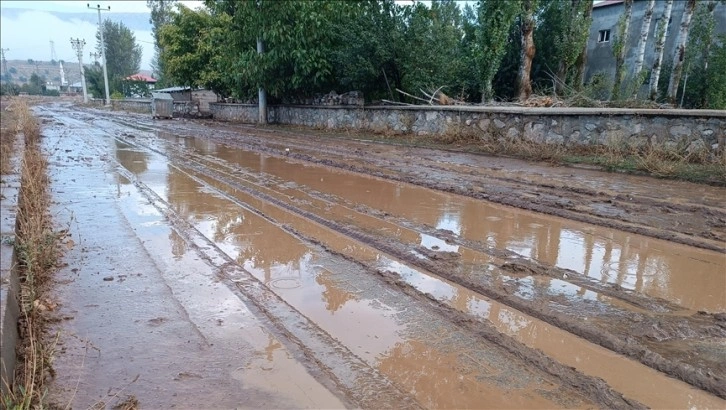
[208,104,725,153]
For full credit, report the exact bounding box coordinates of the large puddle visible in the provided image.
[157,136,724,312]
[115,135,725,408]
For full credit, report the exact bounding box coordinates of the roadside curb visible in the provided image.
[0,132,24,395]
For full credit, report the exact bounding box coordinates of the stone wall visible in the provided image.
[111,99,151,114]
[209,103,726,152]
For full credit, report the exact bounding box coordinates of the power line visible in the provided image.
[1,48,8,80]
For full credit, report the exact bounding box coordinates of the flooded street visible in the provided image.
[38,103,725,408]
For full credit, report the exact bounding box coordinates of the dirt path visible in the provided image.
[38,103,725,408]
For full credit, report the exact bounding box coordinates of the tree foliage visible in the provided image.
[152,0,624,104]
[534,0,593,94]
[680,1,725,109]
[476,0,520,101]
[96,19,142,93]
[147,0,177,86]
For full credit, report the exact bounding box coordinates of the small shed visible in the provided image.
[151,92,173,119]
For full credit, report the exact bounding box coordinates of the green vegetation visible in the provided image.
[94,19,143,97]
[149,0,724,108]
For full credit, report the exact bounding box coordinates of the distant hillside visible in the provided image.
[5,59,86,85]
[2,59,154,86]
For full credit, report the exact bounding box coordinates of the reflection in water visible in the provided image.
[119,133,723,408]
[115,140,149,176]
[203,142,726,311]
[316,269,357,314]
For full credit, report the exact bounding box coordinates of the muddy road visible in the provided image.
[36,102,725,409]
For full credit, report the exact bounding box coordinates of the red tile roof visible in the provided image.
[125,73,157,83]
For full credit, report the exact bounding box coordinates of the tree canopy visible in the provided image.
[152,0,725,109]
[96,19,142,93]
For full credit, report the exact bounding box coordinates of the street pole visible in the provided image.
[70,38,88,103]
[88,3,110,105]
[257,37,267,125]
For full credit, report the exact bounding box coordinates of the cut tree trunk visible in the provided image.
[517,0,536,102]
[667,0,697,104]
[632,0,655,99]
[649,0,674,100]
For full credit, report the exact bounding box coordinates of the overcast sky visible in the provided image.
[0,1,202,71]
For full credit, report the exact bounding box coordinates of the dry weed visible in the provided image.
[2,99,60,410]
[1,97,19,175]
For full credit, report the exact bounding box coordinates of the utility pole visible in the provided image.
[50,40,57,62]
[89,52,100,65]
[88,3,111,105]
[1,48,8,80]
[70,38,88,103]
[257,38,267,125]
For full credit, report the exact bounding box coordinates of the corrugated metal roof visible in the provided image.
[151,92,174,100]
[594,0,624,8]
[154,86,191,92]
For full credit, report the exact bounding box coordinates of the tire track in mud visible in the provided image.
[111,162,423,410]
[113,130,725,400]
[91,109,726,252]
[68,107,725,402]
[186,120,726,250]
[157,161,643,409]
[105,140,629,409]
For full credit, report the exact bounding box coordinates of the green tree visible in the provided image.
[211,0,340,98]
[96,19,142,93]
[667,0,697,104]
[147,0,177,86]
[611,0,633,100]
[398,0,469,100]
[476,0,519,101]
[534,0,593,95]
[704,35,726,109]
[680,1,721,108]
[85,65,105,99]
[159,4,232,97]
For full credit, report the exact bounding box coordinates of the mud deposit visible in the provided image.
[36,103,725,408]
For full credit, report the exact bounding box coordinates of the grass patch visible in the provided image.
[1,99,61,410]
[272,123,725,185]
[0,97,20,175]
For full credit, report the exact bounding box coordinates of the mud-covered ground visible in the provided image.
[36,102,725,409]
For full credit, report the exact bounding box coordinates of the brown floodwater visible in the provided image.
[114,137,726,409]
[116,146,593,408]
[164,138,725,313]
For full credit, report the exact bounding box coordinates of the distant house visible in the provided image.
[585,0,726,95]
[155,86,218,114]
[124,73,157,88]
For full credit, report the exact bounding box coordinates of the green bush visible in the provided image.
[110,91,125,100]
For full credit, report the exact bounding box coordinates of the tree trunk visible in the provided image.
[573,0,594,90]
[611,0,633,100]
[667,0,697,104]
[632,0,655,99]
[517,0,536,102]
[649,0,674,100]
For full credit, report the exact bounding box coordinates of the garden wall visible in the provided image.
[209,103,726,153]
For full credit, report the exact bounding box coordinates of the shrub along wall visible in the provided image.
[209,103,726,154]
